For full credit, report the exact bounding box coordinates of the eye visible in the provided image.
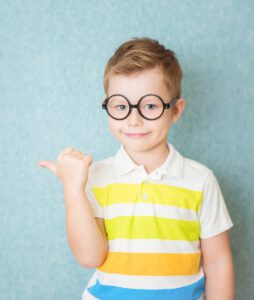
[144,103,157,110]
[115,104,128,111]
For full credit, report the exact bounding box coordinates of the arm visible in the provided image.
[201,231,234,300]
[38,147,108,269]
[64,188,108,268]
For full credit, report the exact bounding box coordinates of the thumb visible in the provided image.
[37,160,57,175]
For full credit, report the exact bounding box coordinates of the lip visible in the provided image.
[124,132,150,138]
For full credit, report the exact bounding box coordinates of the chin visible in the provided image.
[122,140,158,153]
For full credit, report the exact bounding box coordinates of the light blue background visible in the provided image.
[0,1,253,299]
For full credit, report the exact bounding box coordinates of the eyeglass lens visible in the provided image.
[106,95,164,120]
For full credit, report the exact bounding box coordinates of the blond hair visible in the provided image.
[103,37,182,98]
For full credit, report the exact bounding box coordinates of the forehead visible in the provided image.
[107,67,169,100]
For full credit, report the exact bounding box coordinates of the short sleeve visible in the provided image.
[85,173,104,219]
[198,171,233,239]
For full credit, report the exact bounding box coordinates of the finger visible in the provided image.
[72,151,84,158]
[71,149,83,155]
[72,153,83,160]
[37,160,57,175]
[83,155,93,166]
[62,149,84,159]
[62,147,74,153]
[57,147,74,160]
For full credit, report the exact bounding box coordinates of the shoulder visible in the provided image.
[88,155,117,184]
[176,149,214,188]
[183,156,212,178]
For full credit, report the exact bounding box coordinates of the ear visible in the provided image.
[171,98,186,123]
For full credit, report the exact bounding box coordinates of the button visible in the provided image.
[142,193,149,200]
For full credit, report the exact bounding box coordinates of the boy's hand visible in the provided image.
[37,147,93,193]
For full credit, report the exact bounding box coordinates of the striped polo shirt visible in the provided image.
[83,143,233,300]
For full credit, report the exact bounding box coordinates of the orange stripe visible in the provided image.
[98,251,201,276]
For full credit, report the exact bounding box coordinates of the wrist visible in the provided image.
[63,189,89,210]
[63,184,85,198]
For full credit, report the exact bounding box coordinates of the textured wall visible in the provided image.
[0,1,253,299]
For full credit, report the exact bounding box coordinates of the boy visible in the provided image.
[38,37,234,300]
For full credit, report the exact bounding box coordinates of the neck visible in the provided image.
[125,142,170,174]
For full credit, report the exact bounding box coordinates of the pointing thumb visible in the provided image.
[37,160,57,176]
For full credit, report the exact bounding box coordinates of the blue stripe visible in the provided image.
[87,277,205,300]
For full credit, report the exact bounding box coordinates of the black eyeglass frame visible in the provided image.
[102,93,179,121]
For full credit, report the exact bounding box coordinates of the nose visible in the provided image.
[126,107,143,126]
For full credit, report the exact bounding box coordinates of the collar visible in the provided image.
[113,142,184,179]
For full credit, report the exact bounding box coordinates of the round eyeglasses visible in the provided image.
[102,94,178,121]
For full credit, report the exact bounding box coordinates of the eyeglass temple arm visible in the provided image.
[165,98,178,109]
[102,101,107,109]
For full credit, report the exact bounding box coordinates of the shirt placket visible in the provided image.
[137,171,162,203]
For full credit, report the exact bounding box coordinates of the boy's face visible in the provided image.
[106,66,185,156]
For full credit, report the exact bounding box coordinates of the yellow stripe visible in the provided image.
[93,183,203,212]
[105,216,200,241]
[98,251,201,276]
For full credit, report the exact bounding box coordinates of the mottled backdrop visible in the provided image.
[0,1,253,299]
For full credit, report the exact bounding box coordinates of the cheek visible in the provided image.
[108,119,122,137]
[156,115,172,133]
[108,119,116,134]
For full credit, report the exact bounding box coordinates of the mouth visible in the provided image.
[124,132,150,138]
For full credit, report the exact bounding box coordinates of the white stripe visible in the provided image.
[82,289,99,300]
[103,202,198,221]
[82,271,99,300]
[97,269,205,289]
[91,177,204,193]
[85,270,98,287]
[155,177,205,192]
[108,239,200,253]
